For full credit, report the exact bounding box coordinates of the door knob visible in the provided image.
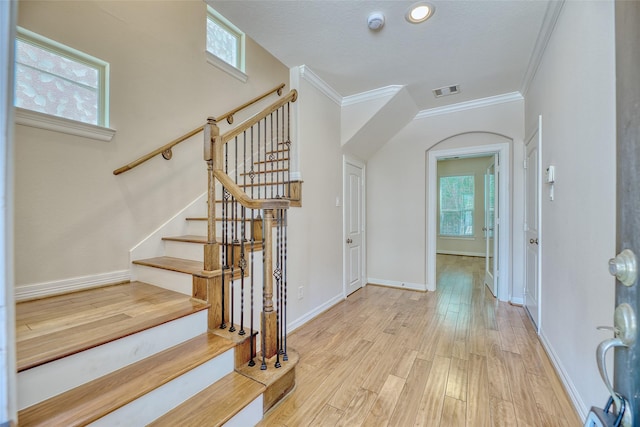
[346,238,352,244]
[609,249,637,287]
[529,238,538,245]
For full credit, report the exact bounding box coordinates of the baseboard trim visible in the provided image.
[15,270,131,301]
[510,297,524,305]
[287,293,344,333]
[367,278,427,292]
[538,329,587,420]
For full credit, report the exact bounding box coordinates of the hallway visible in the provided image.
[258,255,581,426]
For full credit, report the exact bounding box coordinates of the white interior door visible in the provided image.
[484,155,498,296]
[344,161,364,296]
[524,118,541,332]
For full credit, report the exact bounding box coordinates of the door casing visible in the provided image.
[427,142,511,301]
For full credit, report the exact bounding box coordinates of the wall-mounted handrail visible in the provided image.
[112,83,286,175]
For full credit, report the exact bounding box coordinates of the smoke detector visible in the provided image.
[367,12,385,31]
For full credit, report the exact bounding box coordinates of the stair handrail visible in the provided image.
[112,83,286,175]
[213,170,290,210]
[220,89,297,144]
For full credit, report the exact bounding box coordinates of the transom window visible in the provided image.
[439,175,475,236]
[15,28,109,127]
[206,8,245,74]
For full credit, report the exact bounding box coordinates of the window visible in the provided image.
[15,28,109,127]
[439,175,474,236]
[206,8,247,82]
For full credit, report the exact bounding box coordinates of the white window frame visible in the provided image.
[438,174,475,237]
[14,27,114,141]
[206,7,247,83]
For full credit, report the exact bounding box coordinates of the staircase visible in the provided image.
[16,86,300,426]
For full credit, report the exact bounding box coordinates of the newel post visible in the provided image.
[203,117,220,272]
[262,208,277,358]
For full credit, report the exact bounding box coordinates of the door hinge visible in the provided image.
[523,159,528,169]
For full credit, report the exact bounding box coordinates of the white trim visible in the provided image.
[367,278,426,292]
[510,297,524,305]
[15,269,131,302]
[289,67,301,180]
[299,65,342,106]
[205,51,248,83]
[130,192,207,262]
[428,142,511,300]
[341,85,403,107]
[342,155,366,298]
[14,107,116,142]
[287,293,344,333]
[436,250,485,257]
[415,92,523,120]
[520,0,565,96]
[539,329,586,419]
[0,0,16,422]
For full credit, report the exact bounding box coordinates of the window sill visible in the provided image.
[206,51,248,83]
[14,108,116,142]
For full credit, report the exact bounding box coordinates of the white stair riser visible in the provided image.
[89,350,234,426]
[132,264,192,296]
[18,310,208,410]
[186,219,207,236]
[224,395,263,427]
[164,240,204,262]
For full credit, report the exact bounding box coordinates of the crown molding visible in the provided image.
[342,85,404,107]
[520,0,565,96]
[299,65,343,106]
[414,92,523,120]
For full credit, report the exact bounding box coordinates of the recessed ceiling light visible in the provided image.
[406,2,435,24]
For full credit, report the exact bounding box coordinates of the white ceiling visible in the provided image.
[207,0,551,111]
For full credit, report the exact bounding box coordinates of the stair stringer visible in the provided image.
[129,191,207,266]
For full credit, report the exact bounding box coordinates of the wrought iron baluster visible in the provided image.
[249,127,256,367]
[283,208,288,360]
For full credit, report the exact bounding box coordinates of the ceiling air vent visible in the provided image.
[433,84,460,98]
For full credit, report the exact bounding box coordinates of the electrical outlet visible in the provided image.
[298,286,304,300]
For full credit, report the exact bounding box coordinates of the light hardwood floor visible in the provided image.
[259,255,581,427]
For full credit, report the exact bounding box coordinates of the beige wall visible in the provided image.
[436,156,493,257]
[286,67,345,328]
[523,1,615,417]
[15,1,289,287]
[367,101,524,293]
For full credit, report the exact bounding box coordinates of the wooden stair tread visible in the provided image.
[16,282,209,371]
[186,217,255,222]
[148,372,265,427]
[254,157,289,165]
[162,234,208,243]
[132,256,203,274]
[238,181,289,188]
[18,332,235,427]
[241,167,289,176]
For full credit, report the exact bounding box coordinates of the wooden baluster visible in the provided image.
[262,208,277,363]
